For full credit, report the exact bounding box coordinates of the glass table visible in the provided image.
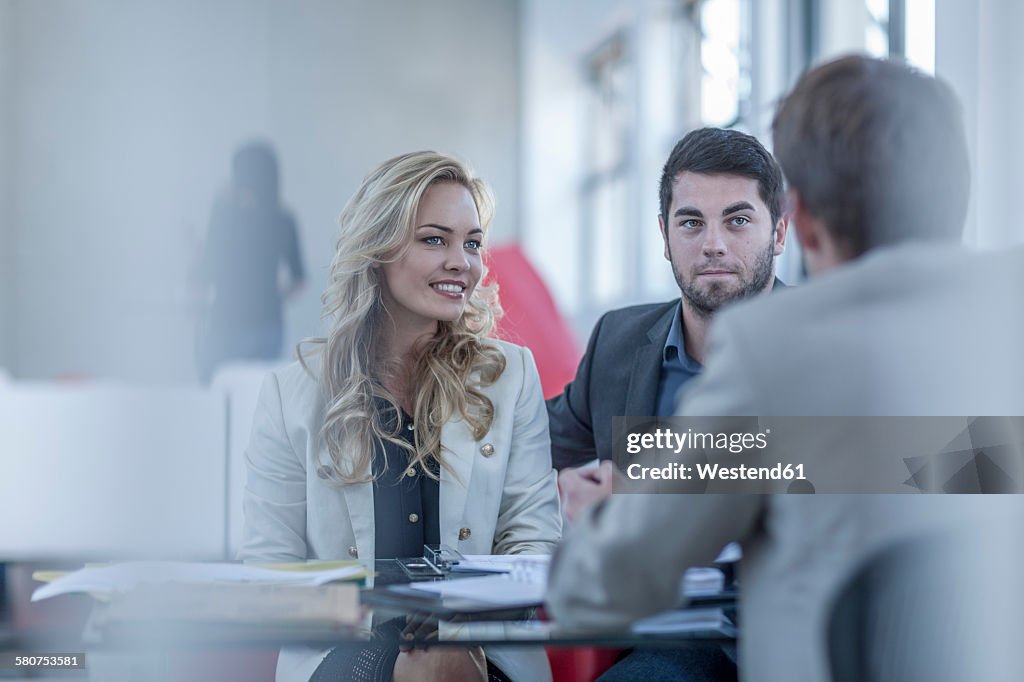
[72,560,736,650]
[3,559,737,680]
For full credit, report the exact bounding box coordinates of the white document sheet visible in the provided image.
[32,561,366,601]
[407,572,548,607]
[632,607,733,635]
[451,554,552,573]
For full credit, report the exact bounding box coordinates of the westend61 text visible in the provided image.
[626,461,806,481]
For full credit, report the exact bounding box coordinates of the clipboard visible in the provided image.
[360,584,538,620]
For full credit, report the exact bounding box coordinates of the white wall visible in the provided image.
[936,0,1024,249]
[1,0,520,382]
[0,1,13,373]
[0,384,228,560]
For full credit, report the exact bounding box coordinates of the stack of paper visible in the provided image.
[407,554,551,607]
[407,570,547,608]
[419,553,729,608]
[451,554,551,574]
[93,582,360,629]
[632,608,735,636]
[32,560,366,601]
[682,567,725,597]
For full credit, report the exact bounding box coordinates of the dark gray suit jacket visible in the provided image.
[547,280,787,471]
[546,300,678,470]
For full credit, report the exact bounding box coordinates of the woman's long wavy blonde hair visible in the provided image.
[300,151,505,485]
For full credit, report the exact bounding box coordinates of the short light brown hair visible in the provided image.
[772,55,970,256]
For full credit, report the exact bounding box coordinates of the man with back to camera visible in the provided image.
[546,56,1024,681]
[546,127,788,680]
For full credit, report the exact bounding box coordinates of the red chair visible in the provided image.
[486,244,580,399]
[547,648,623,682]
[486,246,621,681]
[536,606,623,682]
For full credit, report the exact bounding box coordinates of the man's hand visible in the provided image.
[394,615,487,682]
[558,460,616,524]
[393,648,487,682]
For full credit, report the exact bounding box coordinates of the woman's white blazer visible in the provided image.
[240,339,561,681]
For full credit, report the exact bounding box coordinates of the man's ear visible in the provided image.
[788,189,821,254]
[659,214,670,261]
[773,215,789,256]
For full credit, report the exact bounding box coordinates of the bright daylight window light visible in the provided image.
[904,0,935,74]
[865,0,889,59]
[700,0,741,126]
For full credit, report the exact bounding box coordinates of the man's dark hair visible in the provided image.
[772,55,970,256]
[659,127,785,229]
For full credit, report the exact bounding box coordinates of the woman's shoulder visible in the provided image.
[479,338,540,393]
[264,358,323,410]
[484,337,533,368]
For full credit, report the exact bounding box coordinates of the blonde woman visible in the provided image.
[241,151,561,682]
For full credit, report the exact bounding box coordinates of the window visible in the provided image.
[570,0,770,322]
[699,0,751,128]
[866,0,935,73]
[580,33,634,309]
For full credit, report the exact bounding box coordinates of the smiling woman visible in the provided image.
[315,153,502,486]
[379,181,486,345]
[239,151,561,682]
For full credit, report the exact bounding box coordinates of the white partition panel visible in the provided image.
[0,384,227,561]
[210,361,282,559]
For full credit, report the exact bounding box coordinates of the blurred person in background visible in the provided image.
[194,140,305,384]
[240,151,560,682]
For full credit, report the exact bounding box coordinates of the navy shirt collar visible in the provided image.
[664,278,786,369]
[662,300,702,372]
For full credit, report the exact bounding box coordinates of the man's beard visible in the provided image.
[673,235,775,319]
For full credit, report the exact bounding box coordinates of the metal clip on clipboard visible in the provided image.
[396,544,465,580]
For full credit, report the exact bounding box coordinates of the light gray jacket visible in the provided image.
[547,244,1024,681]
